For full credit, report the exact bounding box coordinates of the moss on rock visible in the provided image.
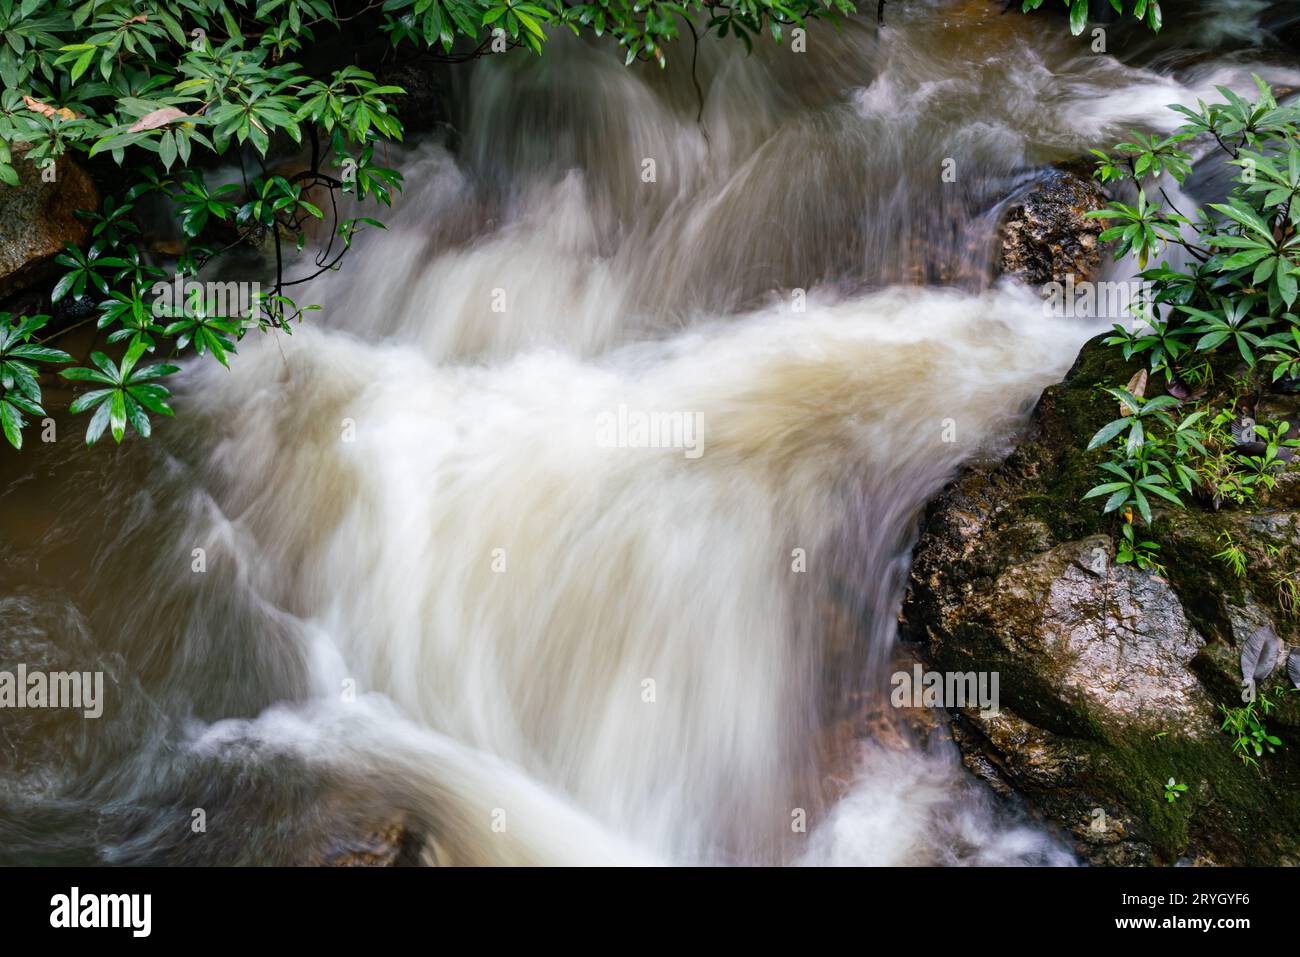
[902,334,1300,865]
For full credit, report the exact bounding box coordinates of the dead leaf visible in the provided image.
[1241,626,1281,689]
[1166,377,1205,403]
[125,14,148,24]
[129,107,190,132]
[1125,368,1148,401]
[1112,369,1147,415]
[23,95,76,122]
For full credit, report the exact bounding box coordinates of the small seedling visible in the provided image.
[1219,686,1290,768]
[1213,532,1248,578]
[1117,523,1165,574]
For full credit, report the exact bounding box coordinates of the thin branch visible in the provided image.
[33,313,97,346]
[684,15,709,143]
[1157,185,1192,223]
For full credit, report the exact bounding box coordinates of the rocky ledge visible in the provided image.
[900,337,1300,865]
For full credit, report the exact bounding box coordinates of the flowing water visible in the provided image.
[2,0,1299,865]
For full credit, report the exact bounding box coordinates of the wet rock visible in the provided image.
[902,335,1300,865]
[0,145,98,299]
[959,707,1081,788]
[379,56,454,140]
[315,815,424,867]
[998,541,1210,734]
[998,163,1108,286]
[1263,3,1300,53]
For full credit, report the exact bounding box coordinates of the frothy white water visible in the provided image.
[161,283,1090,864]
[181,699,662,866]
[800,743,1077,867]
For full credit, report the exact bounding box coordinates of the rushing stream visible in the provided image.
[2,0,1299,865]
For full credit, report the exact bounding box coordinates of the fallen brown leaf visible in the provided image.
[129,106,190,132]
[23,95,76,122]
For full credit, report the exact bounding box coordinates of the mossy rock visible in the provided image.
[902,335,1300,865]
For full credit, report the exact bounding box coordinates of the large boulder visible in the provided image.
[0,145,97,300]
[901,338,1300,865]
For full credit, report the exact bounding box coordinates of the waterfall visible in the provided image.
[2,0,1296,866]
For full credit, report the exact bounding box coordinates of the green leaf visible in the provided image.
[60,367,114,384]
[51,272,77,303]
[70,46,95,83]
[1083,481,1130,499]
[84,398,111,445]
[159,130,177,171]
[9,345,72,363]
[108,389,127,443]
[0,399,22,449]
[1127,418,1145,456]
[127,384,173,415]
[68,388,114,415]
[1088,417,1131,450]
[123,394,151,438]
[1133,487,1153,525]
